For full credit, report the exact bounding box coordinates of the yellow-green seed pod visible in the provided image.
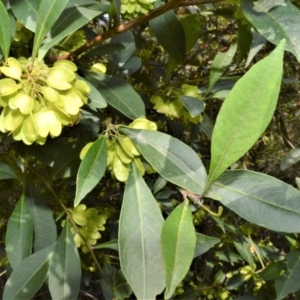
[90,63,107,74]
[53,60,77,72]
[60,89,84,115]
[3,108,24,131]
[133,157,145,176]
[112,152,129,182]
[35,110,62,138]
[0,78,21,96]
[42,86,61,103]
[119,136,140,157]
[8,92,34,114]
[0,57,22,80]
[116,143,133,164]
[21,115,37,144]
[129,117,157,130]
[47,67,76,90]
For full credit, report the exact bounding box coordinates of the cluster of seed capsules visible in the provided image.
[0,57,91,145]
[69,204,107,252]
[150,84,203,125]
[121,0,157,18]
[107,118,157,181]
[80,118,157,182]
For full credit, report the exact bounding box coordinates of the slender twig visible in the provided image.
[58,0,224,61]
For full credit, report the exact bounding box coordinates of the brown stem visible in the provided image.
[58,0,224,61]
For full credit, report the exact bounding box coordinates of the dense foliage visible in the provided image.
[1,0,300,299]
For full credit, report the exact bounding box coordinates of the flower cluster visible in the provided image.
[0,57,90,144]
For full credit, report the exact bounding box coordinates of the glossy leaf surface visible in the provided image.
[51,137,90,180]
[32,0,69,59]
[120,128,218,199]
[0,162,19,180]
[39,1,108,58]
[179,95,205,117]
[207,42,237,93]
[206,40,285,191]
[275,250,300,299]
[245,31,267,68]
[119,163,165,299]
[75,135,107,206]
[194,233,220,258]
[237,19,252,65]
[213,170,300,232]
[161,199,196,299]
[242,0,300,61]
[149,0,185,64]
[9,0,38,32]
[3,244,55,300]
[260,262,286,281]
[109,31,136,73]
[6,193,33,269]
[49,219,81,300]
[280,148,300,170]
[83,72,145,119]
[26,181,57,251]
[93,239,119,251]
[180,14,201,53]
[0,1,11,59]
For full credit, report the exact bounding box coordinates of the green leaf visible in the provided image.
[161,199,196,299]
[49,219,81,300]
[109,32,136,74]
[83,72,145,119]
[0,162,19,180]
[194,233,220,258]
[275,250,300,299]
[81,43,125,60]
[212,170,300,232]
[6,193,33,269]
[111,0,121,27]
[102,263,132,300]
[260,261,286,281]
[245,31,267,68]
[32,0,69,60]
[205,39,285,192]
[20,139,61,166]
[39,1,109,59]
[9,0,39,32]
[149,0,185,64]
[93,239,119,251]
[178,95,205,117]
[120,128,219,199]
[180,14,201,53]
[75,135,107,206]
[119,163,165,299]
[207,42,237,93]
[237,19,252,66]
[280,148,300,170]
[119,56,142,78]
[234,241,255,268]
[51,137,90,180]
[26,181,57,251]
[3,244,55,300]
[242,0,300,61]
[0,1,11,60]
[226,273,246,290]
